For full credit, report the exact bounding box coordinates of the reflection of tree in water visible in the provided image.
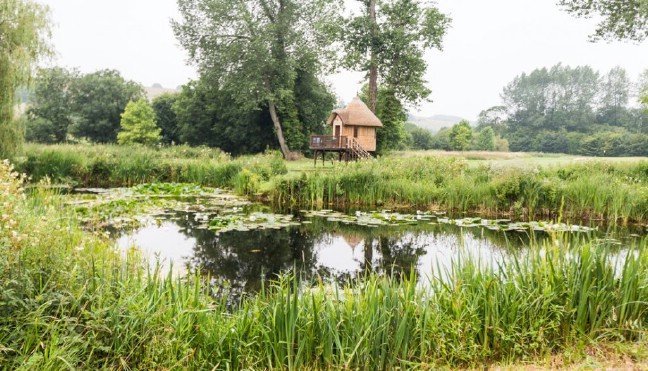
[371,234,427,278]
[173,212,318,295]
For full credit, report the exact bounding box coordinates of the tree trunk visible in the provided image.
[268,100,291,159]
[368,0,378,113]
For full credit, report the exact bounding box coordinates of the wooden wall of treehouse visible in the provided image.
[332,115,377,152]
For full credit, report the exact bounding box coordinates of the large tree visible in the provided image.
[173,80,278,155]
[0,0,50,157]
[558,0,648,42]
[342,0,450,112]
[25,67,77,143]
[69,69,144,143]
[173,0,339,159]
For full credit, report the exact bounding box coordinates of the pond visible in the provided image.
[70,185,645,296]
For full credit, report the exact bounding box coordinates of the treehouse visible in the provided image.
[309,97,382,162]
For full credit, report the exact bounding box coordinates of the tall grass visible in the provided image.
[1,160,647,368]
[16,143,648,222]
[268,157,648,223]
[16,143,287,188]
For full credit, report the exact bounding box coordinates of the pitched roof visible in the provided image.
[326,97,383,127]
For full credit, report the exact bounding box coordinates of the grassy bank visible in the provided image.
[16,143,648,222]
[1,160,648,369]
[16,143,288,189]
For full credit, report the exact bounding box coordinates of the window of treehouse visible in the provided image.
[353,127,358,138]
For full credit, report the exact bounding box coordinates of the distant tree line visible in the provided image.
[22,67,335,155]
[407,64,648,157]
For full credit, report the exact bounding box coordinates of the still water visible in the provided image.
[116,207,642,294]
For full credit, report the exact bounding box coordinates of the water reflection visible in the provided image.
[118,209,576,296]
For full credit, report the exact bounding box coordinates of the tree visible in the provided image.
[361,86,408,153]
[449,120,473,151]
[477,106,507,134]
[342,0,450,111]
[25,67,77,143]
[152,93,180,144]
[173,0,339,159]
[0,0,50,157]
[474,127,495,151]
[117,99,161,146]
[558,0,648,42]
[70,70,144,143]
[408,126,434,150]
[173,80,277,155]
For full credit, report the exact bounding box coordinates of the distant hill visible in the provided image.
[407,114,466,133]
[144,83,180,100]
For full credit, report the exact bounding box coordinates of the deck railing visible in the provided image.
[309,135,349,150]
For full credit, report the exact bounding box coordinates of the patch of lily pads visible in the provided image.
[203,212,300,235]
[436,217,597,233]
[68,183,250,230]
[301,209,597,233]
[302,209,438,227]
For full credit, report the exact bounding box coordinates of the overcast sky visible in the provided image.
[38,0,647,120]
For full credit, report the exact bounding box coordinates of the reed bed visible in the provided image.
[1,160,647,369]
[16,143,648,222]
[268,157,648,223]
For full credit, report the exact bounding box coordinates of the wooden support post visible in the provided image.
[313,150,318,167]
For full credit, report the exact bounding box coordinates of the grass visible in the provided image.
[1,159,647,369]
[15,143,648,223]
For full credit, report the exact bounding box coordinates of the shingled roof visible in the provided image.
[326,97,383,127]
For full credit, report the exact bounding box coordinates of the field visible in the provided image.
[1,144,647,368]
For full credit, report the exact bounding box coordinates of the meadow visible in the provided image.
[17,143,648,223]
[1,159,647,369]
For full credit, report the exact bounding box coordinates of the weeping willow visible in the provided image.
[0,0,50,158]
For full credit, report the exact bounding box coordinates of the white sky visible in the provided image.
[38,0,647,120]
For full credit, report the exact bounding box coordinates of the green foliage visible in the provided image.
[173,80,277,155]
[559,0,648,41]
[69,69,144,143]
[151,93,180,144]
[341,0,451,106]
[117,100,161,146]
[0,0,51,158]
[473,127,495,151]
[489,64,648,156]
[407,125,434,150]
[173,0,339,157]
[25,67,77,143]
[362,86,408,153]
[449,120,473,151]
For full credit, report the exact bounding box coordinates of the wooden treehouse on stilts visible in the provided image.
[310,97,382,164]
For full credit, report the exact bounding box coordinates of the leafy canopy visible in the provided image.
[559,0,648,42]
[173,0,339,156]
[70,69,144,143]
[449,120,473,151]
[151,93,180,144]
[342,0,450,106]
[0,0,51,157]
[117,99,161,146]
[25,67,77,143]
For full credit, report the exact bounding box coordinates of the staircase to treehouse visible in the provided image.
[347,137,371,160]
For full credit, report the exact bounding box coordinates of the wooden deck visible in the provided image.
[309,135,349,150]
[309,135,371,164]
